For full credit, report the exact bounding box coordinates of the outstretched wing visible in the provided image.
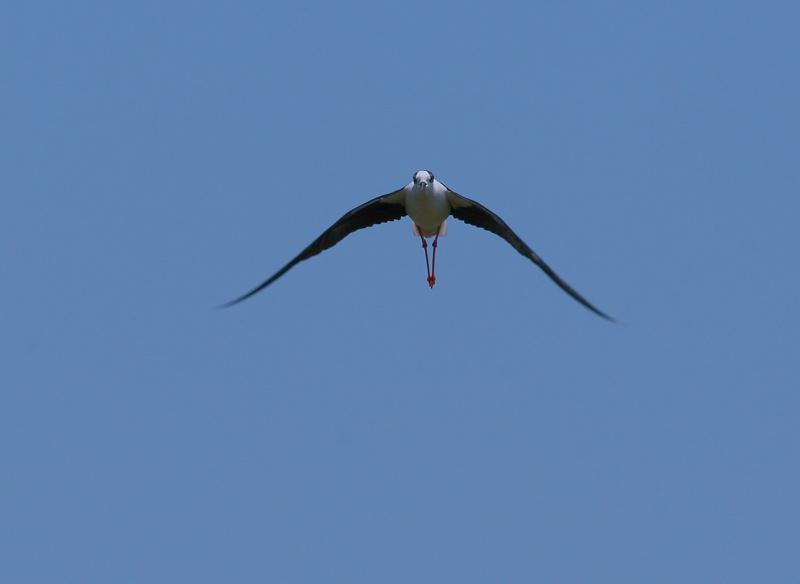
[222,189,407,307]
[446,189,615,321]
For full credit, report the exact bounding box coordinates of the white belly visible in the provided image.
[406,182,450,237]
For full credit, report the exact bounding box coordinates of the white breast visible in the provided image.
[405,180,451,237]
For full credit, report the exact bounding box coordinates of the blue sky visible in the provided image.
[2,2,799,582]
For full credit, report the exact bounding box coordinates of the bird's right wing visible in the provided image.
[447,189,615,321]
[221,188,407,307]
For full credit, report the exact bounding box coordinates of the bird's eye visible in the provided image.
[429,172,434,181]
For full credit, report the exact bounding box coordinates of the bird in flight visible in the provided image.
[222,170,614,320]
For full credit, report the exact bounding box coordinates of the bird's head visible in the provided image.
[412,170,434,189]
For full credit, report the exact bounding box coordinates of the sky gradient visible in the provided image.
[3,2,799,582]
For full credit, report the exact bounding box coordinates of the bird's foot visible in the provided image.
[427,275,436,288]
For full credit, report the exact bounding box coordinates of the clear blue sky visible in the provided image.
[3,2,799,582]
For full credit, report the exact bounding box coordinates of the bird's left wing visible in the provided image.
[446,189,615,321]
[221,188,407,307]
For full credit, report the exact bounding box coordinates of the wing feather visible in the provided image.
[221,189,406,307]
[447,190,614,321]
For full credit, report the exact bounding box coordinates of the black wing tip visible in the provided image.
[214,283,271,310]
[564,289,618,323]
[591,307,620,323]
[213,297,245,310]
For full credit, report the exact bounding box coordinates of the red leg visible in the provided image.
[428,227,440,288]
[418,227,432,284]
